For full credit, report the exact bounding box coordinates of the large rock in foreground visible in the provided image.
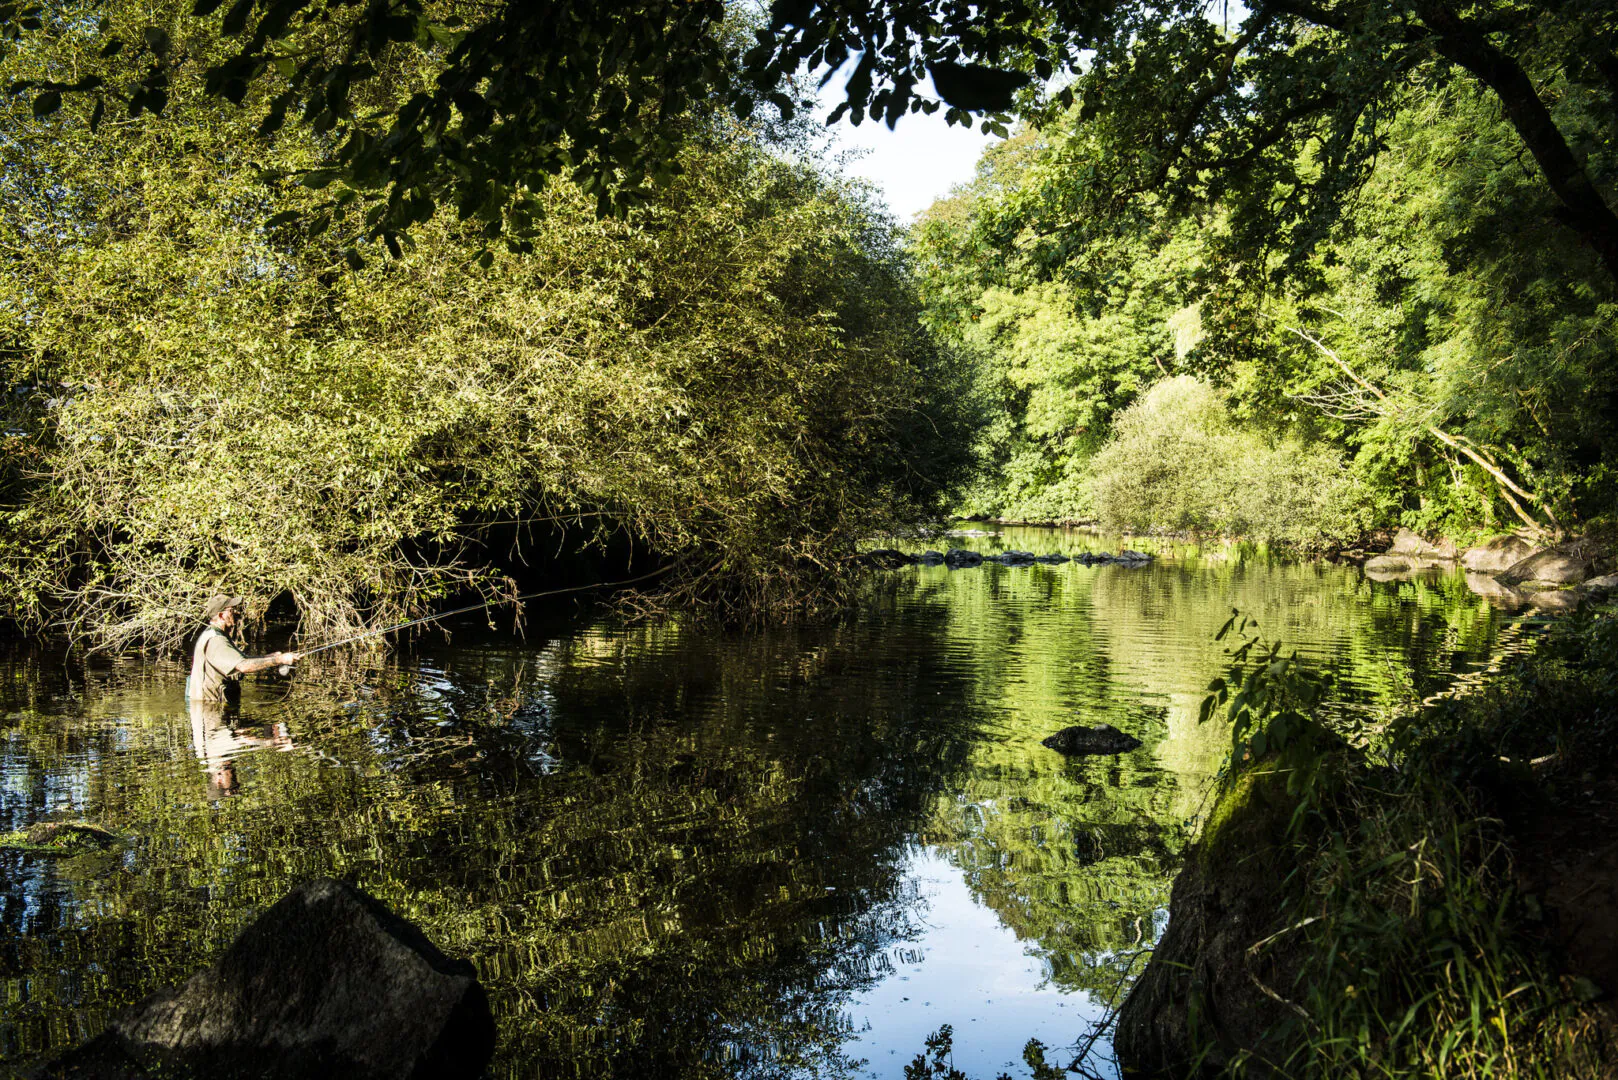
[43,878,495,1079]
[1116,735,1347,1075]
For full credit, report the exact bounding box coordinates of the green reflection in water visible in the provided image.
[1,529,1528,1078]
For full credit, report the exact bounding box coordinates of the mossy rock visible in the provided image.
[1116,723,1353,1075]
[0,821,122,855]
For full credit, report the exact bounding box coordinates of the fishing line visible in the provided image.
[295,564,674,657]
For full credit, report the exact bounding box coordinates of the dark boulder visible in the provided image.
[991,550,1038,565]
[916,550,946,565]
[41,878,495,1080]
[1114,550,1154,564]
[1040,723,1142,755]
[1035,553,1070,564]
[942,548,983,569]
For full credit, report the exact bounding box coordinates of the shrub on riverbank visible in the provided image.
[1088,377,1367,547]
[0,2,975,648]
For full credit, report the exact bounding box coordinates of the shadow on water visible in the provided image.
[0,527,1535,1078]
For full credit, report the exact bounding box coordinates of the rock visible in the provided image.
[1582,574,1618,595]
[942,548,983,569]
[1116,730,1349,1074]
[1035,554,1070,564]
[1498,542,1611,587]
[916,550,945,565]
[11,821,121,851]
[1387,528,1458,560]
[1115,550,1153,563]
[990,550,1037,566]
[1040,723,1142,756]
[1363,554,1446,580]
[1461,534,1541,574]
[42,878,495,1080]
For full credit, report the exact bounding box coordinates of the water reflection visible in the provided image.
[188,699,293,797]
[0,528,1532,1077]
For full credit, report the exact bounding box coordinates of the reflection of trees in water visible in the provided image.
[0,608,989,1078]
[887,536,1522,1004]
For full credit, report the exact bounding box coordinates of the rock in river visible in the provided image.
[1498,541,1611,587]
[1041,723,1143,756]
[42,878,495,1079]
[1461,534,1541,574]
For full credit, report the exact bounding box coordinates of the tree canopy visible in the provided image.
[6,1,1614,282]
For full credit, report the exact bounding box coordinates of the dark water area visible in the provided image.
[0,526,1536,1078]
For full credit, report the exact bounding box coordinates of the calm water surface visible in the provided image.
[0,527,1534,1078]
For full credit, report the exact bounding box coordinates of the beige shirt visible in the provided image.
[187,626,246,702]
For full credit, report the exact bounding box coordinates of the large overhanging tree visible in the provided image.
[6,0,1616,275]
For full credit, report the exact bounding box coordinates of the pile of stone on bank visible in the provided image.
[36,879,494,1079]
[1362,529,1615,611]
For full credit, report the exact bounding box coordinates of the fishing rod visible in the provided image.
[294,565,674,658]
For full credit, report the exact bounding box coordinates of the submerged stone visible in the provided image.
[1040,723,1142,756]
[42,878,495,1080]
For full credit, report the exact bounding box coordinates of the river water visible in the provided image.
[0,526,1534,1078]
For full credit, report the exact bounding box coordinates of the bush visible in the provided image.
[1088,377,1366,546]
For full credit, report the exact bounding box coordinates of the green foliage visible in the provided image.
[0,0,976,645]
[1088,377,1367,546]
[1200,609,1329,766]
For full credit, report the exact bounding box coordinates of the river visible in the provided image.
[0,526,1533,1078]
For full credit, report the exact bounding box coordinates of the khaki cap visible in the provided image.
[202,594,245,620]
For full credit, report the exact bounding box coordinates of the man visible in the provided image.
[186,594,301,704]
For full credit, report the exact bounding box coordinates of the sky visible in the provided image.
[814,76,1002,222]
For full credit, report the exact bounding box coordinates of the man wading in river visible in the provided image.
[187,595,301,704]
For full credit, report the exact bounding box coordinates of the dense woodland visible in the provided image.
[2,2,1617,1078]
[915,72,1617,545]
[1,0,1613,646]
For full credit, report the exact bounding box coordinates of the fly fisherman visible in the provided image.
[187,595,301,704]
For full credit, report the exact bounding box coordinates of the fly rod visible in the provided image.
[295,564,674,658]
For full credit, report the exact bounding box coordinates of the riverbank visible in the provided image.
[1117,608,1618,1078]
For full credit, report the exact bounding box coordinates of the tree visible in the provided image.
[7,2,1614,283]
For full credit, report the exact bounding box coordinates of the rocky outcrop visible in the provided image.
[42,878,495,1079]
[1388,527,1459,561]
[1040,723,1142,755]
[1461,535,1540,574]
[942,548,984,569]
[1498,541,1611,587]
